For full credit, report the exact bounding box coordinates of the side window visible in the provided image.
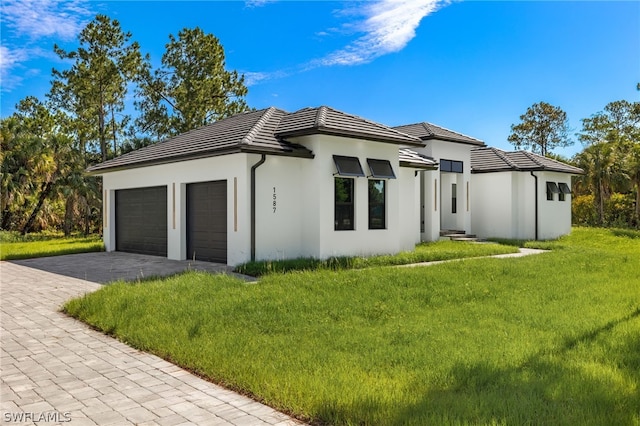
[368,180,386,229]
[451,183,457,214]
[546,181,560,201]
[335,178,355,230]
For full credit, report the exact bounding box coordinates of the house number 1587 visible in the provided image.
[272,187,277,213]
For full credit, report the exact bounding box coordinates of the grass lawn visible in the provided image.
[0,231,104,260]
[64,228,640,425]
[235,240,520,276]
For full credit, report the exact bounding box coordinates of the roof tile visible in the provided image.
[471,147,584,174]
[393,122,485,146]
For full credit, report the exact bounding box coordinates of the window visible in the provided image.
[333,155,365,177]
[558,182,571,202]
[440,159,463,173]
[451,183,457,214]
[367,159,396,179]
[335,178,355,230]
[368,180,386,229]
[546,181,560,201]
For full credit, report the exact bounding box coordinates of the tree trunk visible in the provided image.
[21,180,55,235]
[99,90,107,162]
[63,195,75,236]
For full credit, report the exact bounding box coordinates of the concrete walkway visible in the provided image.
[397,247,547,268]
[0,261,302,425]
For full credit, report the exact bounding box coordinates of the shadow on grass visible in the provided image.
[611,228,640,239]
[314,309,640,425]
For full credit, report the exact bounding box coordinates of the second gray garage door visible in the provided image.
[187,180,227,263]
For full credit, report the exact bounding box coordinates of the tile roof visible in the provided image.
[393,122,485,146]
[87,107,313,173]
[87,106,424,173]
[277,106,423,146]
[471,147,584,174]
[399,149,438,169]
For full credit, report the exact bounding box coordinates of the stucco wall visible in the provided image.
[290,134,408,259]
[398,166,421,251]
[471,172,515,239]
[537,171,573,240]
[252,154,308,261]
[101,154,252,266]
[413,139,473,236]
[471,170,573,240]
[420,169,440,241]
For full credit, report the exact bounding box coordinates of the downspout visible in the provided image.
[530,171,539,240]
[251,154,267,261]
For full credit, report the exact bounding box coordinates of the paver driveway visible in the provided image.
[0,260,301,425]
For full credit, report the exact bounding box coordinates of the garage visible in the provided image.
[187,180,227,263]
[115,186,168,256]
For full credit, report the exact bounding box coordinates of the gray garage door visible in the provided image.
[115,186,167,257]
[187,180,227,263]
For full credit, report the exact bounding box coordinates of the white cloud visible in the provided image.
[244,0,277,9]
[243,70,290,86]
[0,0,94,92]
[2,0,93,41]
[319,0,449,66]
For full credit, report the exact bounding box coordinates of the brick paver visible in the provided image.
[1,261,302,425]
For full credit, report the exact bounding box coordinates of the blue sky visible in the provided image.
[1,0,638,157]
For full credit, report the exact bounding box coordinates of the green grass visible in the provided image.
[64,228,640,425]
[0,231,104,260]
[235,240,519,276]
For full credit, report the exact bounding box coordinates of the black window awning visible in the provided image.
[333,155,365,177]
[546,182,560,193]
[558,182,572,194]
[367,159,396,179]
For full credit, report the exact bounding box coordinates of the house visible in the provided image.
[87,105,582,266]
[392,122,485,241]
[470,147,583,240]
[87,106,436,266]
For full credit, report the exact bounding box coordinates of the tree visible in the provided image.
[579,100,640,146]
[135,27,249,139]
[577,100,640,225]
[508,102,573,156]
[50,14,145,162]
[0,97,77,233]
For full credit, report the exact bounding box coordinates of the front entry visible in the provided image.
[186,180,227,263]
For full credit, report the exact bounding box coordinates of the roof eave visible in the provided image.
[422,136,485,146]
[85,145,314,175]
[471,166,584,175]
[277,128,424,146]
[400,161,438,170]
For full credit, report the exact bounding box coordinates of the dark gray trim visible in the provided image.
[546,181,560,194]
[530,172,539,241]
[251,154,267,261]
[367,159,396,179]
[559,182,572,194]
[333,155,365,177]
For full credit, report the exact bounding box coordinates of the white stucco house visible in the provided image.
[87,105,582,266]
[470,147,583,240]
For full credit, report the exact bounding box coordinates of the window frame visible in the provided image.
[546,181,560,201]
[558,182,571,202]
[451,183,457,214]
[335,177,355,231]
[440,159,463,173]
